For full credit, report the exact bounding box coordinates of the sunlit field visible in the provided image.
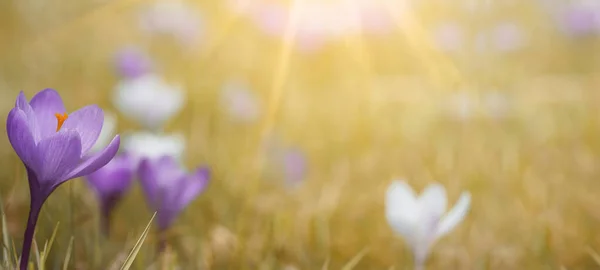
[1,0,600,269]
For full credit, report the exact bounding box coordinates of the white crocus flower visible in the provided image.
[113,73,185,131]
[90,111,118,153]
[385,180,471,270]
[122,132,186,162]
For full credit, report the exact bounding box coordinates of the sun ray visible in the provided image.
[258,0,302,145]
[340,2,376,82]
[380,0,463,90]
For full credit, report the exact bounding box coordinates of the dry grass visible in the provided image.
[1,1,600,269]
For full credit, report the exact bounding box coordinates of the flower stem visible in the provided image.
[414,250,426,270]
[100,194,121,238]
[157,230,167,254]
[100,206,111,238]
[19,201,41,270]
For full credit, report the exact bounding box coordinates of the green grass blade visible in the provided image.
[40,222,60,268]
[586,246,600,266]
[341,247,370,270]
[0,194,13,268]
[62,236,74,270]
[33,239,41,270]
[321,257,330,270]
[11,239,18,266]
[120,212,156,270]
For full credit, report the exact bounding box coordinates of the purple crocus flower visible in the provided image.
[85,154,135,236]
[114,47,153,79]
[138,156,209,251]
[6,89,120,270]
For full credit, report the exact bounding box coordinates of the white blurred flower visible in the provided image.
[432,22,464,52]
[139,0,203,46]
[475,21,526,53]
[490,21,526,52]
[221,80,261,123]
[447,92,475,121]
[483,91,511,120]
[385,180,471,269]
[91,111,118,153]
[462,0,492,12]
[122,132,186,161]
[113,73,185,131]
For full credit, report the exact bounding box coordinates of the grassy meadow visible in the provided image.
[1,0,600,269]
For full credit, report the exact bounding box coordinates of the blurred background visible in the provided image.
[2,0,600,269]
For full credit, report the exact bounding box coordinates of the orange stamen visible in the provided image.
[55,113,68,131]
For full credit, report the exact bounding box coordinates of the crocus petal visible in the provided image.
[61,105,104,154]
[63,136,120,180]
[14,92,40,141]
[90,111,117,153]
[86,154,134,195]
[175,167,209,210]
[153,156,187,189]
[418,183,447,219]
[36,129,82,185]
[156,168,208,229]
[28,89,66,139]
[138,158,160,208]
[15,91,30,110]
[385,180,419,239]
[6,108,39,170]
[436,192,471,238]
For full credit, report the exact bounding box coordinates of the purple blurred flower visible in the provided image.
[263,136,307,187]
[282,148,307,186]
[6,89,120,270]
[85,154,135,236]
[138,156,209,250]
[114,47,153,79]
[560,7,599,37]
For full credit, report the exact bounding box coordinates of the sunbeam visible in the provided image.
[258,0,302,152]
[380,0,463,89]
